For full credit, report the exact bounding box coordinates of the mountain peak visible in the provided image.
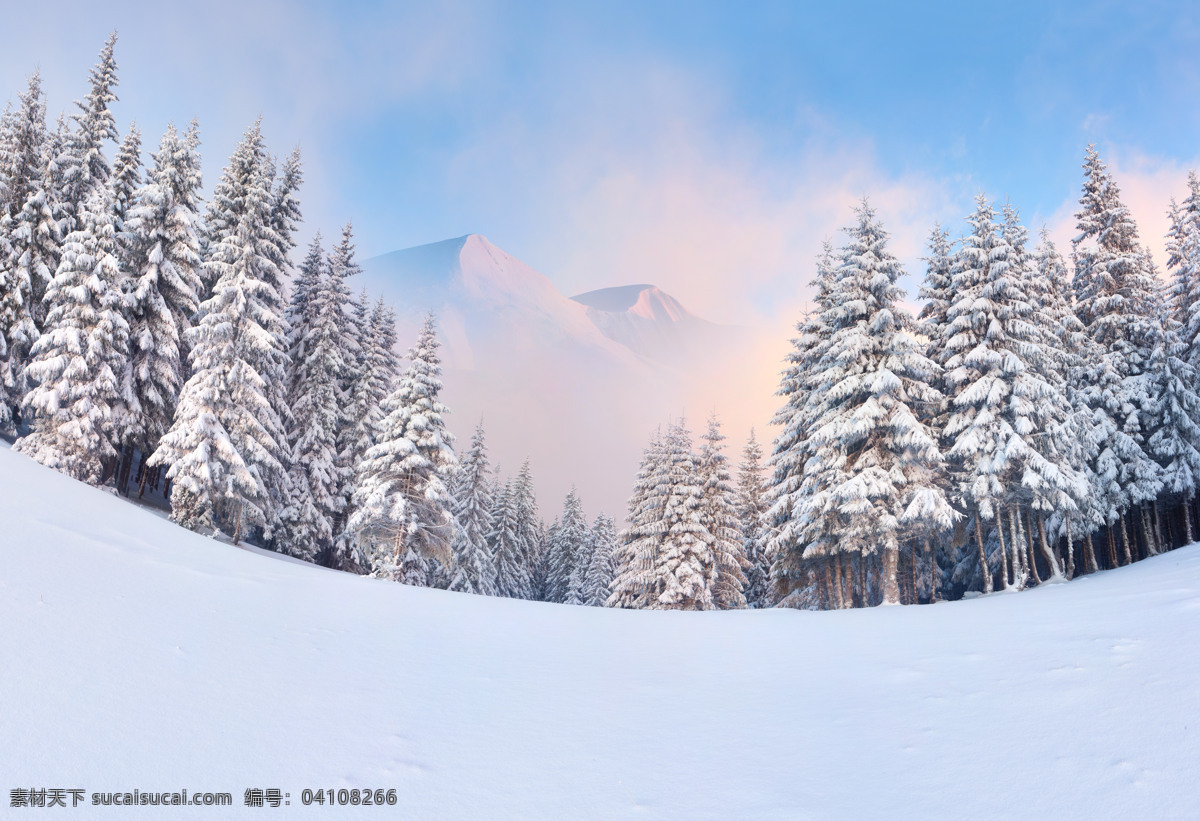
[571,284,692,324]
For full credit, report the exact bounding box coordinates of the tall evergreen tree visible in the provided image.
[0,72,54,431]
[58,32,120,240]
[489,478,530,598]
[122,123,204,465]
[14,191,129,484]
[277,239,345,561]
[940,197,1074,591]
[610,422,716,610]
[783,202,945,606]
[147,125,288,544]
[551,487,589,604]
[1071,146,1164,565]
[448,422,497,595]
[345,314,456,580]
[110,122,141,269]
[609,430,667,609]
[767,241,839,602]
[736,429,771,607]
[918,224,955,342]
[513,459,542,600]
[697,413,747,609]
[582,513,618,607]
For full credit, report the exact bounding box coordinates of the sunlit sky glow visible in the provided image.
[6,1,1199,316]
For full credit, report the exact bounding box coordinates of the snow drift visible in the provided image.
[3,443,1199,818]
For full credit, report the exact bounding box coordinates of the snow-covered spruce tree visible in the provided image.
[736,430,771,607]
[1026,230,1105,577]
[609,421,716,610]
[1145,313,1200,545]
[57,32,120,244]
[266,148,302,297]
[533,518,559,602]
[1166,173,1200,350]
[766,241,840,605]
[110,123,141,271]
[789,202,945,607]
[448,422,497,596]
[940,197,1074,592]
[14,190,130,484]
[196,122,293,537]
[512,459,542,600]
[608,430,667,609]
[121,123,204,481]
[345,314,457,581]
[284,235,325,367]
[582,514,619,607]
[0,72,55,431]
[276,238,346,562]
[1002,203,1081,582]
[489,479,530,598]
[697,413,748,609]
[553,488,590,605]
[918,224,955,345]
[648,421,716,609]
[1071,146,1164,566]
[146,126,289,545]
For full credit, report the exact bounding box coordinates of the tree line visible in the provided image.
[5,36,1196,612]
[0,34,619,603]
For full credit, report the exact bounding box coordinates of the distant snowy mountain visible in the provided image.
[357,234,645,372]
[572,283,744,366]
[358,235,755,518]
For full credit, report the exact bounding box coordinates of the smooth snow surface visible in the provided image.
[4,445,1199,819]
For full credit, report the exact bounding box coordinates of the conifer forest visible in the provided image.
[5,34,1200,615]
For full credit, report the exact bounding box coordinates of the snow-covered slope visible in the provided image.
[4,444,1199,819]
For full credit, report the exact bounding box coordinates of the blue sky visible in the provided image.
[3,0,1198,322]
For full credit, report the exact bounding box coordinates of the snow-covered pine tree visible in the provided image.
[1001,203,1079,582]
[918,224,955,346]
[582,513,618,607]
[448,422,497,596]
[14,189,130,484]
[553,488,590,605]
[647,421,716,610]
[736,429,771,608]
[534,518,559,602]
[1145,310,1200,545]
[1071,146,1164,566]
[121,123,204,480]
[767,241,838,604]
[57,32,120,243]
[284,235,325,367]
[147,125,288,545]
[489,478,530,598]
[940,197,1072,592]
[511,459,541,600]
[276,237,345,561]
[198,122,293,537]
[696,413,747,609]
[266,148,302,298]
[110,123,141,270]
[1169,172,1200,375]
[0,72,55,431]
[344,314,457,580]
[790,201,945,606]
[608,429,667,609]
